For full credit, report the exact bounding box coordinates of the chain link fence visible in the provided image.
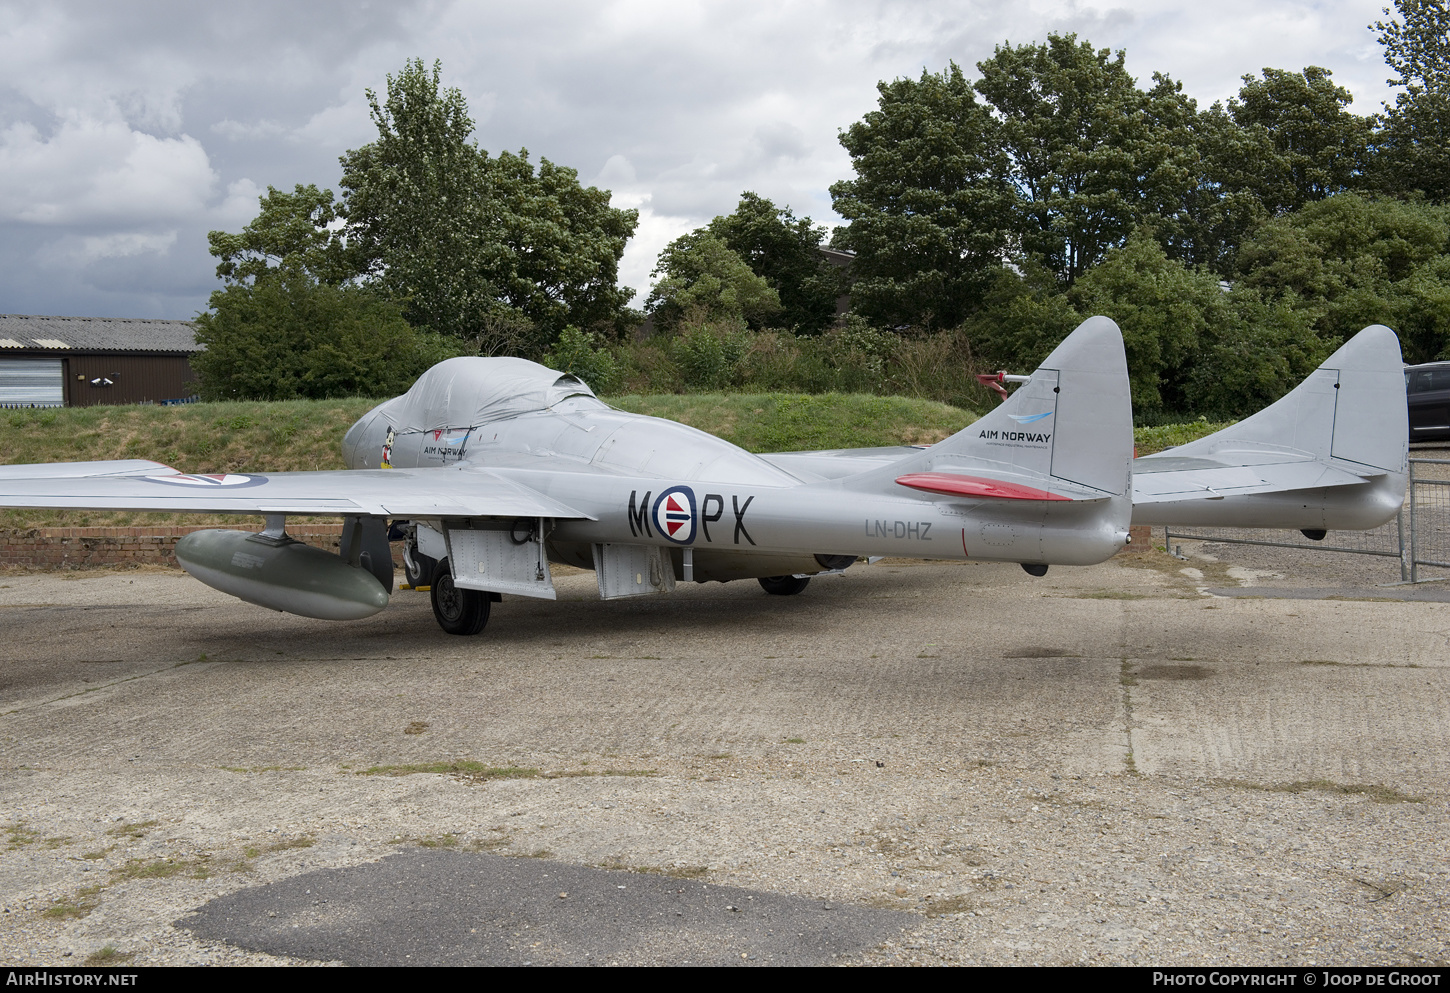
[1161,458,1450,585]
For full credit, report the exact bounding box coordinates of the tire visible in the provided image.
[430,558,490,635]
[758,574,810,596]
[405,548,436,588]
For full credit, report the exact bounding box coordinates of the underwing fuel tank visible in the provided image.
[174,530,389,620]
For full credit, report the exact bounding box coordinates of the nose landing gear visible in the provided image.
[758,574,811,596]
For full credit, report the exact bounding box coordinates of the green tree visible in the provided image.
[1169,100,1285,273]
[1068,230,1224,417]
[338,58,639,345]
[1183,289,1335,420]
[483,150,641,336]
[706,192,841,333]
[1387,253,1450,359]
[964,263,1084,371]
[339,59,496,341]
[192,275,464,401]
[1234,192,1450,354]
[1158,68,1371,275]
[829,63,1013,328]
[1370,0,1450,200]
[968,233,1335,421]
[1227,67,1371,214]
[975,36,1178,286]
[206,184,352,286]
[645,232,781,331]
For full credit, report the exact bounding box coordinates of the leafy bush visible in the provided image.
[1069,231,1223,417]
[604,317,1002,411]
[1183,290,1334,419]
[1235,193,1450,361]
[1133,419,1236,454]
[671,315,752,389]
[192,275,465,401]
[541,325,622,393]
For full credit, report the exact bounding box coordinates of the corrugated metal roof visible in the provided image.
[0,314,198,353]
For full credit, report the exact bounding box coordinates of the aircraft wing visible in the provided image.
[0,459,177,479]
[0,462,594,520]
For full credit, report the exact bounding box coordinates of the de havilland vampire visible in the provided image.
[0,318,1409,635]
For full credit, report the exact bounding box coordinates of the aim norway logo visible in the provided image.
[1008,411,1054,425]
[652,485,697,544]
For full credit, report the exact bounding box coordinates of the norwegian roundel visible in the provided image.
[651,485,697,544]
[144,473,266,488]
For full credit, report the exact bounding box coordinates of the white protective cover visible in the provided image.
[377,357,597,432]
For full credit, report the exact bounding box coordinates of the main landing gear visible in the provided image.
[758,575,811,596]
[430,558,491,636]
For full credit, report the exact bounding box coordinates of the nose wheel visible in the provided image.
[430,558,490,635]
[758,575,810,596]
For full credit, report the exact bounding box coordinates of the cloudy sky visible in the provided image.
[0,0,1402,320]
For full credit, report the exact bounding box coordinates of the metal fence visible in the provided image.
[1407,459,1450,582]
[1161,458,1450,584]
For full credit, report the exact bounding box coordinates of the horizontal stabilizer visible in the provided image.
[895,472,1107,502]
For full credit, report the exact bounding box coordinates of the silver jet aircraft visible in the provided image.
[0,317,1408,635]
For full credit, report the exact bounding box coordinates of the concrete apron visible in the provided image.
[0,554,1446,966]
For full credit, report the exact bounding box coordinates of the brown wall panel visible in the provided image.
[65,355,198,407]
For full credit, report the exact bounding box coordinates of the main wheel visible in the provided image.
[758,574,810,596]
[430,558,490,635]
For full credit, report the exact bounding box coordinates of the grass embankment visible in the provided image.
[608,392,976,451]
[1,396,1229,529]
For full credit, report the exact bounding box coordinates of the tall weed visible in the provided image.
[610,317,1001,410]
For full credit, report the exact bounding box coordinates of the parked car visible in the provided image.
[1406,361,1450,441]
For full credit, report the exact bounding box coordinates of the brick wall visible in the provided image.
[1120,524,1156,554]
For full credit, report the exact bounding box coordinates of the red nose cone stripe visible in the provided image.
[895,473,1073,501]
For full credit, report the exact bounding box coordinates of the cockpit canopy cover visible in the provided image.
[385,357,599,431]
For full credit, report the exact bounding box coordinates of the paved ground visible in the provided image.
[1,544,1447,966]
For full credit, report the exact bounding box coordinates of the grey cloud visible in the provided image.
[752,122,811,163]
[0,0,1399,318]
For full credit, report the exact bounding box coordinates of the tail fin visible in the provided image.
[856,316,1133,498]
[1153,325,1407,472]
[1132,325,1408,530]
